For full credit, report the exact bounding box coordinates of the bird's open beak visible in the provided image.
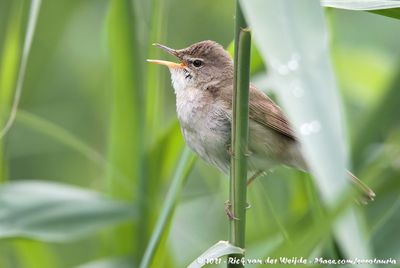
[146,59,184,69]
[147,43,185,69]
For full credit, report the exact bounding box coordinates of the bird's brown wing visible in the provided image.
[248,84,296,141]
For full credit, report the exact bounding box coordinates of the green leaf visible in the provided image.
[240,0,371,260]
[321,0,400,19]
[107,0,144,256]
[240,0,348,212]
[12,240,58,268]
[0,181,136,242]
[107,0,143,200]
[321,0,400,10]
[370,8,400,19]
[187,241,245,268]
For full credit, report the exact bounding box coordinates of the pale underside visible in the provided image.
[175,82,307,175]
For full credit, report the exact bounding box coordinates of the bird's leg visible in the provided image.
[224,171,263,220]
[225,150,260,218]
[247,170,265,186]
[241,171,264,213]
[224,200,239,220]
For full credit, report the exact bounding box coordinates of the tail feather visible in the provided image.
[347,170,375,204]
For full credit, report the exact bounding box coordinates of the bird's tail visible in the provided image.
[347,170,375,204]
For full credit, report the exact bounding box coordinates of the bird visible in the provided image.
[147,40,375,204]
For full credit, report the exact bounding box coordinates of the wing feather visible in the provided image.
[248,85,296,141]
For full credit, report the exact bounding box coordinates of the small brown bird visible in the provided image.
[148,40,375,203]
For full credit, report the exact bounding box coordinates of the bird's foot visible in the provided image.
[224,201,251,220]
[245,202,251,209]
[226,144,253,158]
[224,200,238,220]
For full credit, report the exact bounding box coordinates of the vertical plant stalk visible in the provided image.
[0,0,41,139]
[228,1,251,267]
[107,0,144,257]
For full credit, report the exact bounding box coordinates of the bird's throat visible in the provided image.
[169,68,191,94]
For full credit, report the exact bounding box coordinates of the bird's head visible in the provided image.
[148,40,233,93]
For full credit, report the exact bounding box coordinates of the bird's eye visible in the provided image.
[192,59,203,68]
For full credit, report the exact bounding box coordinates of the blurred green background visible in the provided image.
[0,0,399,267]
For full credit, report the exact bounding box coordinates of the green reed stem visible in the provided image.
[228,1,251,267]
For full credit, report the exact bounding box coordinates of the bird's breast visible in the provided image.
[176,89,231,173]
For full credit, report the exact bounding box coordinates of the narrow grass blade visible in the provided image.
[0,0,25,183]
[139,147,196,268]
[0,0,41,139]
[15,110,133,189]
[16,110,105,166]
[0,0,23,117]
